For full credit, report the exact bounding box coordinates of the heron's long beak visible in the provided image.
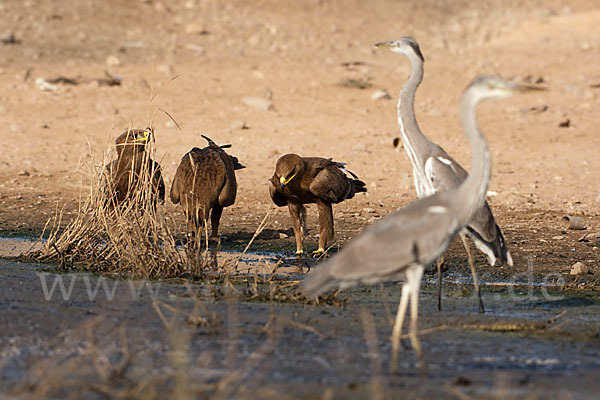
[375,41,393,49]
[499,81,547,94]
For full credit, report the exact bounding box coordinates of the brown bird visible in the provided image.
[170,135,245,238]
[269,154,366,255]
[106,127,165,210]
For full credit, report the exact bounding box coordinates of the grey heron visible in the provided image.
[376,37,514,313]
[302,76,542,373]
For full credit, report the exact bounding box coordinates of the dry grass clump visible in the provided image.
[27,128,213,279]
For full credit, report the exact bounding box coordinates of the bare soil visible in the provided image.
[1,0,600,397]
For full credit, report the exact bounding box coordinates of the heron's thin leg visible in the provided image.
[407,266,426,375]
[461,234,485,313]
[390,283,410,374]
[436,256,444,312]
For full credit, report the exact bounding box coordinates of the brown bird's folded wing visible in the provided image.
[308,165,350,203]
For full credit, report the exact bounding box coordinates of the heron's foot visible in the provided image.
[295,250,304,257]
[312,248,325,255]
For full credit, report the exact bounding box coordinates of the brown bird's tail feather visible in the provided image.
[229,154,246,170]
[352,179,367,193]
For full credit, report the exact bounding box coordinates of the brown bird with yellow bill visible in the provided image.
[106,127,165,210]
[170,135,245,238]
[269,154,366,255]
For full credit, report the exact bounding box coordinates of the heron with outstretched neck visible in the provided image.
[302,76,542,373]
[376,37,514,313]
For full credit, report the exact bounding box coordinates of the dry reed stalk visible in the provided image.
[359,307,385,400]
[27,125,218,279]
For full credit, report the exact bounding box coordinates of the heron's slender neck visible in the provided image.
[455,89,491,225]
[397,53,433,169]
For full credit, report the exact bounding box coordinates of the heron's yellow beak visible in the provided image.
[492,81,546,94]
[375,41,393,49]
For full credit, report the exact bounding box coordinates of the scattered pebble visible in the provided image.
[185,23,208,35]
[579,232,600,242]
[552,235,564,240]
[278,233,289,239]
[362,207,376,213]
[229,120,248,130]
[242,97,274,111]
[1,32,17,45]
[18,170,30,176]
[185,44,205,54]
[558,119,570,128]
[371,90,391,100]
[569,262,589,276]
[35,78,58,92]
[106,55,121,67]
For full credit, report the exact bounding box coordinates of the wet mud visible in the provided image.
[1,252,599,398]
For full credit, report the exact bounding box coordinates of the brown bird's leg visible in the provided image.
[315,200,333,254]
[436,256,444,312]
[288,203,306,255]
[210,204,223,239]
[460,234,485,313]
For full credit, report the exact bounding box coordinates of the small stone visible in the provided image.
[569,262,589,276]
[106,55,121,67]
[35,78,58,92]
[18,170,30,176]
[278,233,289,239]
[229,120,248,130]
[552,235,564,240]
[558,119,570,128]
[185,22,207,35]
[579,232,600,242]
[362,207,376,213]
[371,90,391,100]
[1,32,17,44]
[185,44,205,54]
[242,97,274,111]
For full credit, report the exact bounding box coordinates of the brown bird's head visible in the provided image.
[275,153,303,189]
[115,127,153,156]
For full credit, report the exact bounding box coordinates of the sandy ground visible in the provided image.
[2,0,600,278]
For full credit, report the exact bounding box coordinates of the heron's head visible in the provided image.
[375,36,424,61]
[466,76,546,102]
[275,153,302,189]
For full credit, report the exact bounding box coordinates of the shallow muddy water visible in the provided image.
[1,250,600,399]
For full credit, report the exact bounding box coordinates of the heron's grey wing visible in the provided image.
[424,155,468,192]
[302,199,456,296]
[309,166,349,203]
[464,201,512,266]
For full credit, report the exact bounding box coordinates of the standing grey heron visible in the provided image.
[376,37,514,313]
[302,76,542,373]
